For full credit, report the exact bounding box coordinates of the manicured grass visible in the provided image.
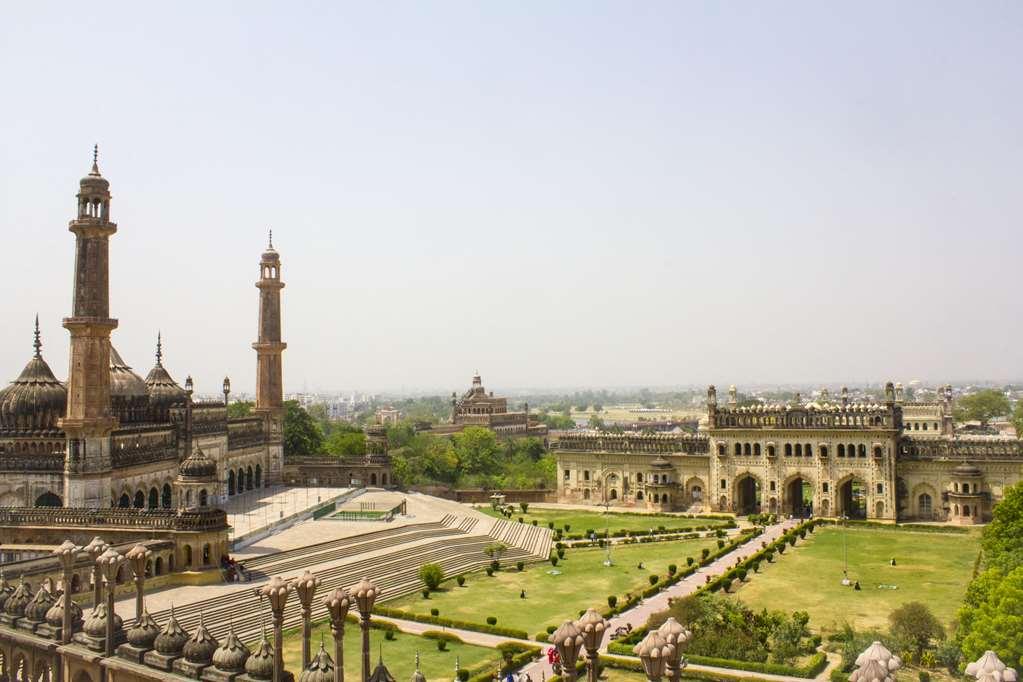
[731,526,980,632]
[277,619,498,680]
[387,537,720,634]
[478,507,729,535]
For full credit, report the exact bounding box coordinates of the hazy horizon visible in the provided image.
[2,2,1021,393]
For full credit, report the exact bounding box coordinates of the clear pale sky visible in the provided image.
[1,2,1021,393]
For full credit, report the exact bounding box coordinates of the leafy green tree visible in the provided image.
[588,415,606,430]
[419,563,444,591]
[1013,401,1023,439]
[771,611,810,663]
[959,566,1023,669]
[483,542,508,561]
[981,482,1023,573]
[889,601,944,656]
[955,390,1010,425]
[538,412,575,430]
[283,400,324,457]
[227,400,253,418]
[325,429,366,457]
[453,427,499,475]
[386,421,417,448]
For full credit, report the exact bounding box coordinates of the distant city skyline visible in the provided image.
[2,2,1021,393]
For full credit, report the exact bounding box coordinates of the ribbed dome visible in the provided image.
[45,593,84,629]
[144,333,187,411]
[245,634,275,680]
[127,609,161,648]
[110,346,149,400]
[80,153,110,192]
[299,644,336,682]
[23,585,55,621]
[0,320,66,431]
[154,607,190,654]
[182,614,219,664]
[82,603,122,638]
[953,463,983,477]
[179,446,217,480]
[3,579,33,617]
[212,623,251,672]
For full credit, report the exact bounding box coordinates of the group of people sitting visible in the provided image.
[220,555,251,582]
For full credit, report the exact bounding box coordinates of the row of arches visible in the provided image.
[227,464,263,496]
[729,473,874,519]
[721,441,884,459]
[116,483,173,509]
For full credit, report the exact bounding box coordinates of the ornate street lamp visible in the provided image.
[549,620,584,682]
[352,577,380,682]
[633,630,674,682]
[574,609,609,682]
[259,576,293,682]
[656,618,691,682]
[83,537,108,607]
[294,570,322,669]
[96,547,125,657]
[324,587,353,682]
[223,376,231,413]
[966,651,1018,682]
[53,540,81,644]
[125,544,152,622]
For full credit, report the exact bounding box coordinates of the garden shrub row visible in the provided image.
[570,654,780,682]
[702,519,819,594]
[463,644,540,682]
[602,646,826,678]
[373,606,529,639]
[816,518,970,534]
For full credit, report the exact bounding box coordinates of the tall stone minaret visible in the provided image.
[253,231,286,484]
[61,146,119,508]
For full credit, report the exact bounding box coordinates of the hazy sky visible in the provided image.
[1,2,1021,394]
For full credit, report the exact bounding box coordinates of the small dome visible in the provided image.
[179,445,217,480]
[145,334,187,410]
[83,602,123,638]
[953,463,983,477]
[245,634,275,680]
[298,643,336,682]
[213,623,251,672]
[127,609,161,648]
[651,455,672,469]
[23,585,55,621]
[46,592,83,628]
[0,320,66,431]
[182,614,220,664]
[154,607,190,655]
[109,346,150,401]
[79,152,110,192]
[3,579,33,617]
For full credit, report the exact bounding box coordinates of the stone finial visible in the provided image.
[213,621,251,673]
[33,315,42,358]
[966,651,1018,682]
[91,144,100,175]
[850,658,895,682]
[126,609,161,649]
[855,642,902,672]
[299,640,337,682]
[153,605,190,655]
[182,612,219,664]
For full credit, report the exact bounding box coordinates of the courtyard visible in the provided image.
[730,525,980,631]
[387,536,720,634]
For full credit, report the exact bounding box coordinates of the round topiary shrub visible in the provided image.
[717,539,725,549]
[557,548,565,559]
[486,567,494,576]
[547,625,557,634]
[737,568,748,581]
[518,517,524,523]
[422,589,430,599]
[607,595,617,608]
[486,616,497,626]
[430,608,440,616]
[686,557,694,566]
[437,639,448,651]
[516,561,525,571]
[532,520,538,526]
[667,564,677,575]
[701,548,710,560]
[456,575,466,586]
[722,577,733,592]
[550,557,559,566]
[385,629,396,641]
[564,524,571,532]
[648,575,658,586]
[458,670,469,682]
[548,521,555,529]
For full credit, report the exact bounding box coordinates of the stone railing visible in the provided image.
[554,433,710,454]
[902,437,1023,460]
[0,453,64,472]
[710,404,898,430]
[111,444,178,468]
[0,507,228,532]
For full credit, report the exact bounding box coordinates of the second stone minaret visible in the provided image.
[253,232,286,485]
[61,146,119,508]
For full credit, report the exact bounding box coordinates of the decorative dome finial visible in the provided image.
[268,228,273,249]
[33,315,41,359]
[156,332,163,366]
[90,144,100,176]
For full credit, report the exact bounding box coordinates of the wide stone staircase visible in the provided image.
[149,513,552,644]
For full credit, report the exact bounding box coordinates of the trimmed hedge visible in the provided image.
[816,518,970,534]
[463,646,540,682]
[595,654,780,682]
[600,650,827,679]
[421,630,463,643]
[374,606,529,639]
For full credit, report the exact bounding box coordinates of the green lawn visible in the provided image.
[477,507,729,535]
[387,537,719,634]
[731,526,980,632]
[276,619,498,680]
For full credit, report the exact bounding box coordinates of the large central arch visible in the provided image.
[784,473,813,518]
[838,475,867,519]
[734,473,762,515]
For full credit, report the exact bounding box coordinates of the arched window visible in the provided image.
[838,444,846,457]
[743,443,751,456]
[718,444,726,456]
[161,484,172,508]
[753,443,761,456]
[199,489,208,507]
[873,446,883,458]
[918,493,932,517]
[609,489,618,500]
[784,443,792,457]
[637,491,644,501]
[734,442,742,456]
[185,489,193,506]
[954,482,959,492]
[653,493,660,503]
[228,470,236,496]
[820,445,828,458]
[148,487,159,510]
[795,443,802,457]
[119,493,131,508]
[963,505,970,517]
[202,544,211,566]
[583,489,590,500]
[133,491,145,508]
[636,473,643,483]
[858,444,866,458]
[767,445,775,457]
[255,464,262,488]
[34,491,62,507]
[155,557,163,575]
[370,473,377,486]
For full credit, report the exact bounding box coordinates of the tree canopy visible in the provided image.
[955,390,1010,425]
[283,400,324,457]
[227,400,253,418]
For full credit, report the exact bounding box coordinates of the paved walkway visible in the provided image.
[515,519,800,682]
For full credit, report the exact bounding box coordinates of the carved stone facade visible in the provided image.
[0,151,284,511]
[436,374,548,438]
[556,384,1023,523]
